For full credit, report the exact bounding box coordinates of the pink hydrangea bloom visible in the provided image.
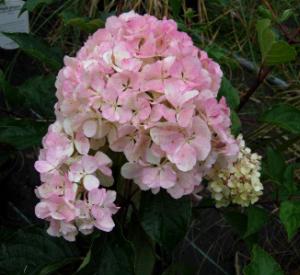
[35,11,239,241]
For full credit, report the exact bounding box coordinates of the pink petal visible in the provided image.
[170,143,197,172]
[88,188,105,205]
[82,156,98,173]
[47,220,61,237]
[167,185,184,199]
[191,117,212,161]
[74,132,90,155]
[159,165,176,188]
[95,151,112,166]
[177,107,194,127]
[35,201,50,219]
[34,160,54,173]
[94,214,115,232]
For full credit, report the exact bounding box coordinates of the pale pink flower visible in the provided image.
[88,189,119,232]
[68,153,112,191]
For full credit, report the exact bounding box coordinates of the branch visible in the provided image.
[238,66,271,111]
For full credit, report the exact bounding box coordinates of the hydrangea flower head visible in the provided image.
[207,135,263,207]
[34,11,244,240]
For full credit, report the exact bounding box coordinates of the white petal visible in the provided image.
[83,120,97,138]
[83,175,100,191]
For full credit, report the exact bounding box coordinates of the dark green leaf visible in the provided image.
[218,77,240,110]
[244,206,269,238]
[244,245,284,275]
[22,0,55,12]
[76,249,91,272]
[76,230,135,275]
[61,11,104,33]
[282,164,298,194]
[0,227,79,275]
[223,211,259,247]
[128,217,155,275]
[263,147,285,184]
[0,227,14,243]
[277,163,300,201]
[256,19,296,65]
[139,191,192,251]
[0,118,48,149]
[2,33,63,70]
[264,41,297,65]
[261,104,300,134]
[279,200,300,241]
[223,211,247,236]
[256,19,274,58]
[230,110,241,136]
[18,74,56,117]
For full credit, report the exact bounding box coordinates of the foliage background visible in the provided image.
[0,0,300,274]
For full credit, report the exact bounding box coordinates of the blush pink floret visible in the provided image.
[34,11,239,241]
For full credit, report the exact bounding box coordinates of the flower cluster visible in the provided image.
[34,11,249,240]
[207,135,263,207]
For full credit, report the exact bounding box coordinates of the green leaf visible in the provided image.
[223,210,264,247]
[0,118,48,149]
[256,19,274,57]
[0,227,14,243]
[256,19,296,65]
[276,163,300,201]
[139,191,192,251]
[264,41,297,65]
[230,110,241,136]
[128,217,155,275]
[282,164,298,194]
[218,77,240,110]
[76,230,135,275]
[244,206,269,238]
[279,200,300,241]
[18,75,56,117]
[263,147,285,183]
[66,18,104,33]
[223,211,247,236]
[1,71,56,116]
[261,104,300,134]
[60,11,104,33]
[263,149,299,200]
[0,227,79,275]
[2,33,63,70]
[76,249,91,272]
[22,0,55,12]
[244,245,284,275]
